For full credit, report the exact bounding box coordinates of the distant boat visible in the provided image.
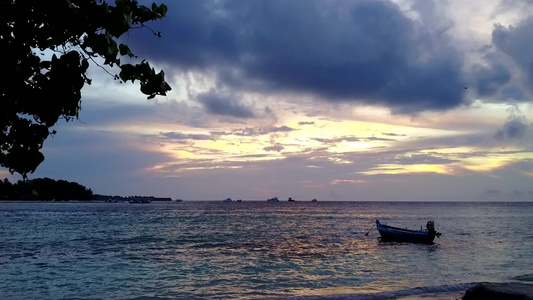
[311,198,317,202]
[375,220,441,244]
[237,199,242,202]
[267,197,279,202]
[288,197,295,202]
[223,198,232,202]
[174,199,183,202]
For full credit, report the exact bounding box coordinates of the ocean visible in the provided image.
[1,201,532,299]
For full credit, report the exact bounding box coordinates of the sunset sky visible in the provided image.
[3,0,532,201]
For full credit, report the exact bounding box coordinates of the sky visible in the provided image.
[3,0,533,201]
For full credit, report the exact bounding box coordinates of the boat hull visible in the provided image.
[376,220,438,244]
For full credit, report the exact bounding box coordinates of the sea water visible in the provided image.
[1,201,532,299]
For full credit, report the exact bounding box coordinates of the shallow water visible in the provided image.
[1,201,532,299]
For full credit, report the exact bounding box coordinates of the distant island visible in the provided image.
[94,195,173,202]
[0,177,173,202]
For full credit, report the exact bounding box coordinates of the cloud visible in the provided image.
[499,85,526,101]
[493,18,533,88]
[20,0,533,201]
[127,0,467,114]
[391,153,458,165]
[159,132,216,141]
[197,92,255,118]
[366,137,397,142]
[231,125,296,136]
[494,1,533,22]
[312,136,361,144]
[382,132,407,137]
[331,179,367,185]
[494,118,529,140]
[494,109,529,140]
[263,144,284,152]
[311,135,395,145]
[472,62,511,97]
[32,128,176,195]
[156,125,297,141]
[80,88,214,128]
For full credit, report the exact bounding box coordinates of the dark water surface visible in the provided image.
[1,201,532,299]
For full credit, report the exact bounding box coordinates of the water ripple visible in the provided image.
[0,201,532,299]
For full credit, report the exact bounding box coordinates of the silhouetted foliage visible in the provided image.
[0,178,93,200]
[1,0,171,177]
[0,178,15,200]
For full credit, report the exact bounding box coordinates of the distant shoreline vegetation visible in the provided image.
[0,177,171,202]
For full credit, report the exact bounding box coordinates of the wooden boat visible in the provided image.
[376,219,441,244]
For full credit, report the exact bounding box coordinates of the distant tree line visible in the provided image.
[93,194,173,202]
[0,177,93,200]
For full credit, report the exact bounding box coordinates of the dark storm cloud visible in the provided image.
[494,117,529,140]
[472,62,511,96]
[197,92,255,118]
[500,86,526,101]
[130,0,467,113]
[493,19,533,88]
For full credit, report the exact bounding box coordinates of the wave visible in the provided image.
[512,274,533,282]
[122,283,477,300]
[280,283,477,300]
